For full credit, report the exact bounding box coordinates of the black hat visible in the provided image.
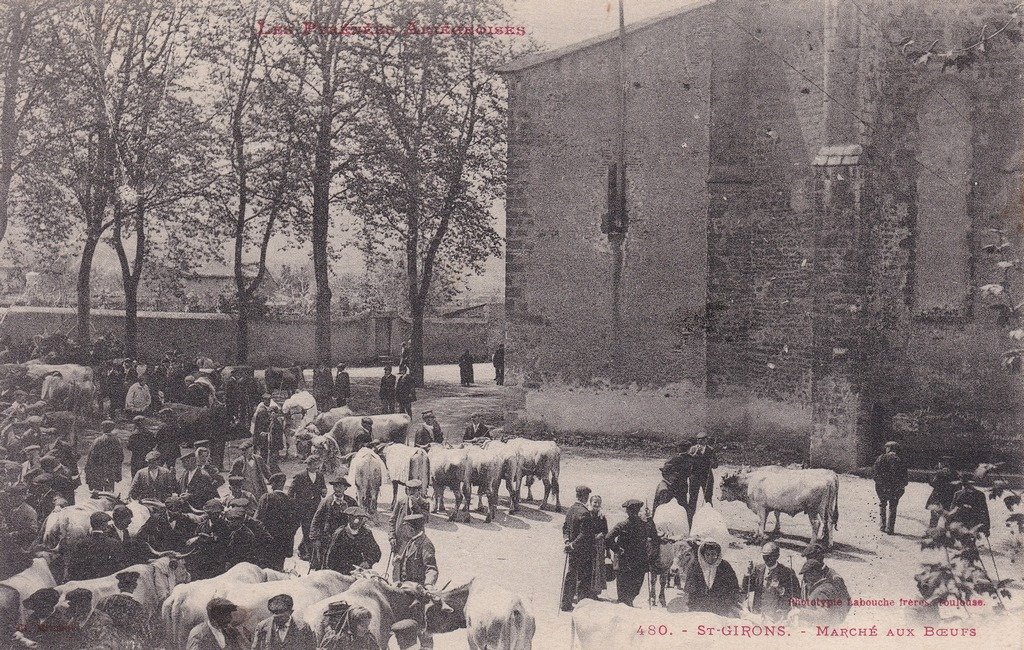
[330,475,350,487]
[90,511,112,528]
[622,499,644,511]
[24,588,60,610]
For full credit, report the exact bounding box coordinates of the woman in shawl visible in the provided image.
[588,494,609,598]
[683,538,740,617]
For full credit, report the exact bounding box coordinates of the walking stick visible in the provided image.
[558,551,569,613]
[385,548,394,577]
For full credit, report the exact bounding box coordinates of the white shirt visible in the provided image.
[148,467,160,481]
[274,618,292,642]
[207,623,227,649]
[186,468,198,485]
[307,471,318,483]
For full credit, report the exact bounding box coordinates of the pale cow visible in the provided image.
[328,414,411,453]
[379,442,430,509]
[465,444,503,523]
[56,556,188,619]
[427,444,471,515]
[313,406,355,434]
[464,579,536,650]
[348,447,389,513]
[42,496,150,549]
[505,438,561,511]
[718,466,840,547]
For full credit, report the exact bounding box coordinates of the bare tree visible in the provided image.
[352,0,519,384]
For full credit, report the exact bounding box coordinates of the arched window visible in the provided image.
[913,82,973,317]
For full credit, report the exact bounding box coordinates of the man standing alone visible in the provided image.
[395,367,416,417]
[379,367,397,414]
[492,343,505,386]
[561,485,595,612]
[873,441,908,535]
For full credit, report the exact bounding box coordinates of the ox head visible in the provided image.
[423,580,472,634]
[718,472,746,503]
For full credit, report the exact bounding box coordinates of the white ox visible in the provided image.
[379,442,430,509]
[42,496,150,549]
[571,600,755,649]
[465,444,503,523]
[505,438,561,511]
[718,466,840,547]
[23,363,94,383]
[348,447,389,513]
[161,562,293,648]
[464,579,536,650]
[180,571,354,642]
[328,414,411,452]
[56,556,189,618]
[313,406,355,433]
[482,440,525,514]
[0,558,57,622]
[427,444,471,514]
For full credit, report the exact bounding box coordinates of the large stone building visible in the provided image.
[498,0,1024,470]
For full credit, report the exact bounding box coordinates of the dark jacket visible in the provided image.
[325,525,382,575]
[926,467,958,508]
[334,372,351,403]
[743,562,800,621]
[186,622,251,650]
[873,451,909,498]
[684,558,741,618]
[178,466,225,510]
[126,430,155,476]
[252,615,317,650]
[800,568,851,626]
[392,533,437,585]
[379,375,396,401]
[395,375,416,404]
[128,466,177,501]
[562,502,594,559]
[462,423,491,442]
[256,490,300,557]
[84,433,125,488]
[607,516,656,573]
[135,514,191,553]
[288,470,327,523]
[66,530,129,581]
[950,484,991,536]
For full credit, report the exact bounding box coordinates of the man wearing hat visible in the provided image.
[393,513,437,586]
[926,456,958,530]
[410,411,443,447]
[319,601,376,650]
[252,593,317,650]
[390,479,429,553]
[949,471,991,539]
[395,366,416,418]
[129,449,177,501]
[22,587,62,646]
[256,473,301,571]
[309,474,357,569]
[462,413,490,442]
[186,597,251,650]
[136,497,192,553]
[223,475,259,516]
[334,364,351,408]
[84,420,125,492]
[94,570,147,637]
[230,439,271,499]
[325,506,381,575]
[66,511,129,581]
[288,456,327,561]
[607,498,657,606]
[45,427,80,491]
[178,448,224,511]
[873,441,908,534]
[742,541,800,621]
[251,394,276,457]
[795,557,851,626]
[189,499,232,580]
[126,415,155,476]
[560,485,596,611]
[224,506,261,568]
[685,432,716,524]
[19,443,42,482]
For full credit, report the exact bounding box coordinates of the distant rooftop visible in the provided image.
[496,0,713,74]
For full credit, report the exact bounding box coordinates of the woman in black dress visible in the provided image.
[683,538,741,617]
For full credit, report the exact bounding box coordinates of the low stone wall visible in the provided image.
[0,306,503,366]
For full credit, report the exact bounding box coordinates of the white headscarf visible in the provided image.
[697,539,723,589]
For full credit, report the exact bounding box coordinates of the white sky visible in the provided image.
[508,0,698,48]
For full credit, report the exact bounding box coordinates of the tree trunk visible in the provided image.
[0,8,28,244]
[123,278,139,357]
[409,299,425,386]
[236,301,249,364]
[311,111,333,366]
[76,235,99,342]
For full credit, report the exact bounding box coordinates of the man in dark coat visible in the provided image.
[409,411,442,447]
[458,350,474,387]
[85,421,125,492]
[256,473,300,571]
[394,368,416,418]
[188,500,233,580]
[492,343,505,386]
[334,365,351,407]
[379,367,397,414]
[126,416,155,477]
[390,480,429,553]
[224,507,261,568]
[186,597,251,650]
[926,456,958,529]
[462,414,490,442]
[796,558,851,626]
[309,476,357,569]
[66,512,129,581]
[251,594,317,650]
[47,433,80,491]
[560,485,595,612]
[110,504,147,565]
[742,542,800,621]
[353,418,375,450]
[135,499,191,553]
[129,450,177,501]
[177,450,225,511]
[288,456,327,561]
[949,471,991,538]
[685,432,715,524]
[325,507,381,575]
[392,514,436,585]
[873,440,908,534]
[607,499,656,606]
